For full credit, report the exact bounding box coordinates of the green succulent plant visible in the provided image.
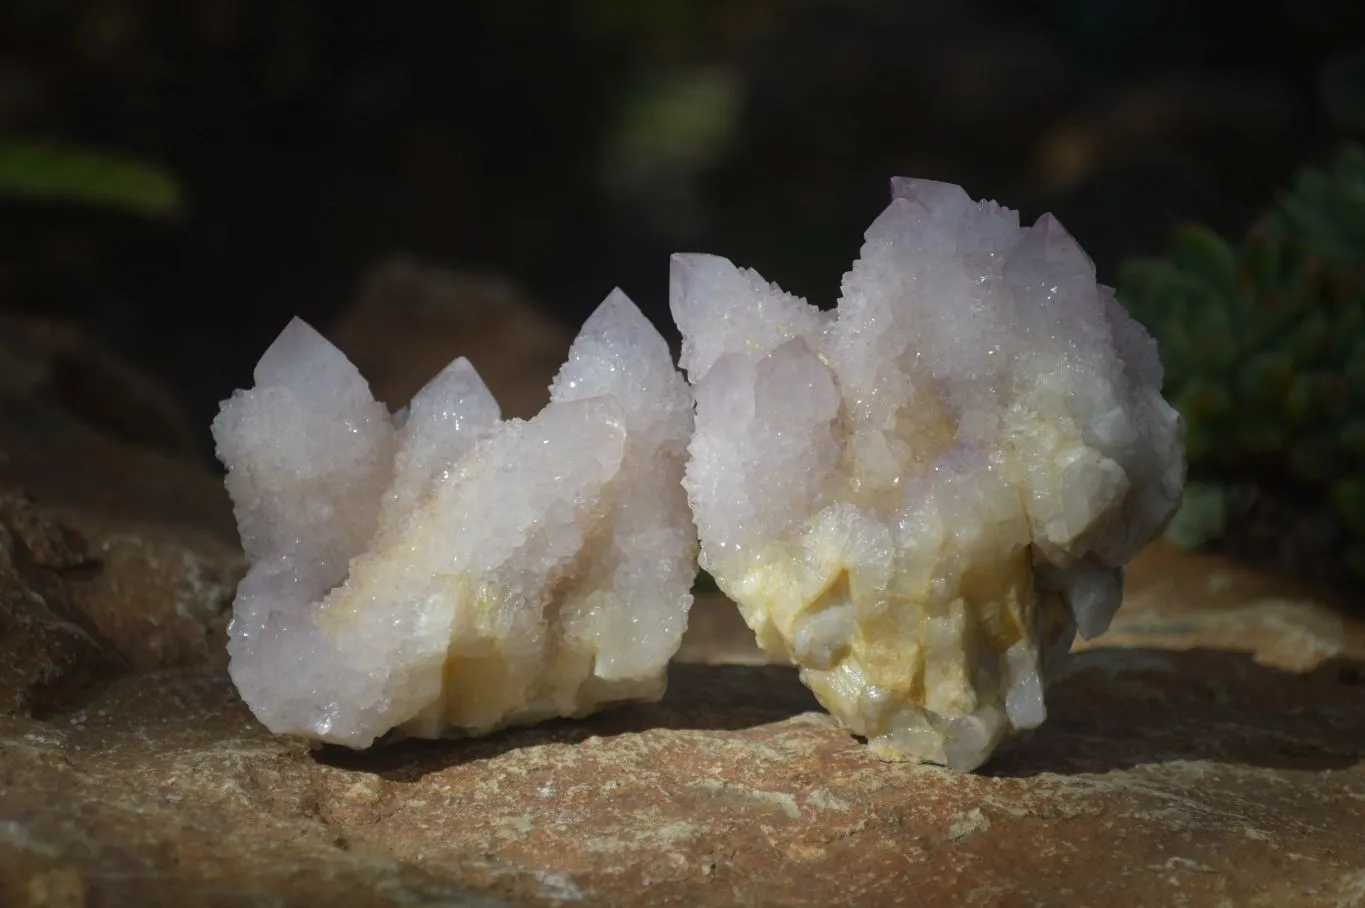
[1120,144,1365,583]
[0,140,181,220]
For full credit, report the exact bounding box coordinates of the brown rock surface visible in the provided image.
[2,314,1363,907]
[0,490,122,718]
[330,259,575,420]
[0,323,242,715]
[0,316,202,462]
[2,543,1362,906]
[0,316,236,539]
[1084,539,1365,672]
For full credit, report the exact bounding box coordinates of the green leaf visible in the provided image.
[1332,300,1365,361]
[1245,286,1300,349]
[1346,340,1365,404]
[1284,373,1316,425]
[1187,298,1238,377]
[1328,181,1365,248]
[601,66,741,191]
[1237,350,1294,408]
[1284,372,1351,423]
[1289,311,1331,366]
[1320,372,1350,420]
[1334,143,1365,184]
[1163,481,1229,550]
[0,140,182,220]
[1235,415,1287,456]
[1281,171,1335,237]
[1153,311,1200,388]
[1175,381,1232,422]
[1239,228,1281,293]
[1170,224,1238,294]
[1182,417,1217,464]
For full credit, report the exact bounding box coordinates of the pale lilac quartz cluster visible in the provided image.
[671,179,1185,771]
[212,291,697,748]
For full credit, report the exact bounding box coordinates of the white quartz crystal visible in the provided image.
[671,178,1185,771]
[213,290,697,748]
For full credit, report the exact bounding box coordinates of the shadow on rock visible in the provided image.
[986,646,1365,778]
[314,662,820,781]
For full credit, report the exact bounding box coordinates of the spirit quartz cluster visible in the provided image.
[214,178,1184,769]
[213,291,696,748]
[672,179,1184,769]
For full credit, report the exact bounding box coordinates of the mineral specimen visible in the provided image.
[671,178,1186,770]
[212,290,697,748]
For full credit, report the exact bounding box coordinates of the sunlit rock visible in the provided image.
[671,178,1185,770]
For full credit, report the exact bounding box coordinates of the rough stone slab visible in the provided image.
[1080,540,1365,672]
[331,259,574,420]
[2,309,1362,907]
[0,316,202,461]
[2,639,1362,907]
[0,487,241,718]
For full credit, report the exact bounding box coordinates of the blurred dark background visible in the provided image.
[1,0,1362,434]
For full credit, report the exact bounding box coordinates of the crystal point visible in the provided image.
[214,292,697,748]
[673,178,1185,771]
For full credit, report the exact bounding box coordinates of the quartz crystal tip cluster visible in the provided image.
[670,178,1186,771]
[212,290,697,748]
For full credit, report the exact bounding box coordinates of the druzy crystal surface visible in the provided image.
[213,290,696,748]
[671,179,1186,771]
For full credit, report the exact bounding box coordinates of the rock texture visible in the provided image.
[0,316,202,461]
[0,320,243,718]
[2,314,1361,908]
[331,259,574,420]
[3,531,1363,907]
